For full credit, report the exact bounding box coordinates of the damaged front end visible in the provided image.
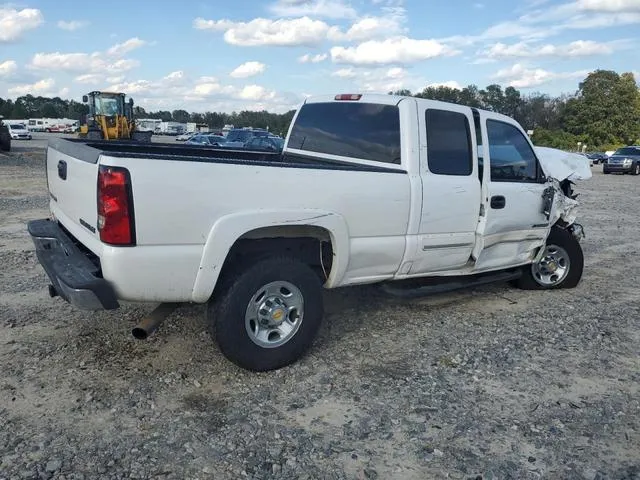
[535,146,591,244]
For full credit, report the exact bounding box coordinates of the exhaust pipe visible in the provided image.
[132,303,180,340]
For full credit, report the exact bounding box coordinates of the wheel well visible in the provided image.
[217,225,335,289]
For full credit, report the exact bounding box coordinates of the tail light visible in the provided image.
[97,165,136,246]
[335,94,362,101]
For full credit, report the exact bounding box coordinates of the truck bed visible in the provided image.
[48,137,405,173]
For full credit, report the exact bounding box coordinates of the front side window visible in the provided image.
[288,102,401,164]
[425,109,472,176]
[486,120,539,182]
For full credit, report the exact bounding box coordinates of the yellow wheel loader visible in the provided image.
[79,91,152,142]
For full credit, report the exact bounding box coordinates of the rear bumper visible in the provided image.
[27,218,119,310]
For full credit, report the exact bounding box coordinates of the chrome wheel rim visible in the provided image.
[245,281,304,348]
[532,244,571,286]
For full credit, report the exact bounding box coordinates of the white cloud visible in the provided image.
[493,63,589,88]
[331,37,459,65]
[230,61,266,78]
[330,66,425,93]
[427,80,462,90]
[331,67,357,78]
[481,39,615,60]
[577,0,640,12]
[8,78,55,96]
[268,0,358,19]
[298,53,328,63]
[0,7,44,42]
[194,16,330,46]
[0,60,18,77]
[328,16,404,42]
[107,37,147,56]
[163,71,184,82]
[31,52,140,74]
[74,73,102,84]
[57,20,89,31]
[238,85,277,101]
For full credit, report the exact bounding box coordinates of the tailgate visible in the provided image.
[46,138,103,245]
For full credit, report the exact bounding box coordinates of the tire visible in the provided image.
[206,256,324,371]
[603,169,610,175]
[515,226,583,290]
[633,164,640,176]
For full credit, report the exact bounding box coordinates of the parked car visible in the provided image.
[175,132,195,141]
[603,146,640,175]
[7,123,32,140]
[221,128,270,148]
[27,93,589,372]
[585,152,607,165]
[244,135,285,151]
[185,134,226,146]
[0,117,11,151]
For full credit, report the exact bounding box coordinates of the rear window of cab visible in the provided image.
[288,102,401,165]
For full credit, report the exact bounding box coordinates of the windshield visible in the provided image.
[613,147,640,156]
[94,96,121,116]
[11,124,26,130]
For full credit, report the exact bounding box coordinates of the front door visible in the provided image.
[472,111,551,271]
[409,102,482,274]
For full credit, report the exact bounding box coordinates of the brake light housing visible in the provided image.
[334,94,362,101]
[97,165,136,246]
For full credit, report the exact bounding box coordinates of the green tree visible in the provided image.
[563,70,640,147]
[172,109,190,123]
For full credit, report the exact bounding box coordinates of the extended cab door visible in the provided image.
[407,101,482,274]
[472,111,551,271]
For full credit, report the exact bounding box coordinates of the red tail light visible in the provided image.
[97,165,135,246]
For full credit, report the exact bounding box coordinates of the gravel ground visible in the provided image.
[1,151,639,480]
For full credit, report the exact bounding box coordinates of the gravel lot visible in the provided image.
[1,149,639,480]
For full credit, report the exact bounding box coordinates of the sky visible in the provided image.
[0,0,639,114]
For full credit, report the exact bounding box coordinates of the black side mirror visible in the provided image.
[129,98,134,106]
[82,95,88,103]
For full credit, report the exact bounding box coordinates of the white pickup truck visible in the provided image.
[28,93,590,371]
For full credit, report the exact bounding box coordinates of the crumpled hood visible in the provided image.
[534,146,592,182]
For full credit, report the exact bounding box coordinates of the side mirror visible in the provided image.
[82,95,88,103]
[129,98,134,106]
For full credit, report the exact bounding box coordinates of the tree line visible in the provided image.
[1,69,638,150]
[390,69,640,151]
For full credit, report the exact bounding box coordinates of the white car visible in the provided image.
[28,93,590,371]
[8,123,32,140]
[175,132,195,141]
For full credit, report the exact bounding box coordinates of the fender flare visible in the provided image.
[190,209,350,303]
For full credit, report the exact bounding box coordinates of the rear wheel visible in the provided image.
[515,226,583,290]
[206,256,324,371]
[633,164,640,176]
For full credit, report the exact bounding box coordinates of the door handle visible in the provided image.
[57,160,67,180]
[490,195,506,209]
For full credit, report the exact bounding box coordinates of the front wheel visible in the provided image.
[206,256,324,371]
[633,164,640,176]
[515,226,584,290]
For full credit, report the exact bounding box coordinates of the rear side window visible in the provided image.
[288,102,401,164]
[425,109,472,175]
